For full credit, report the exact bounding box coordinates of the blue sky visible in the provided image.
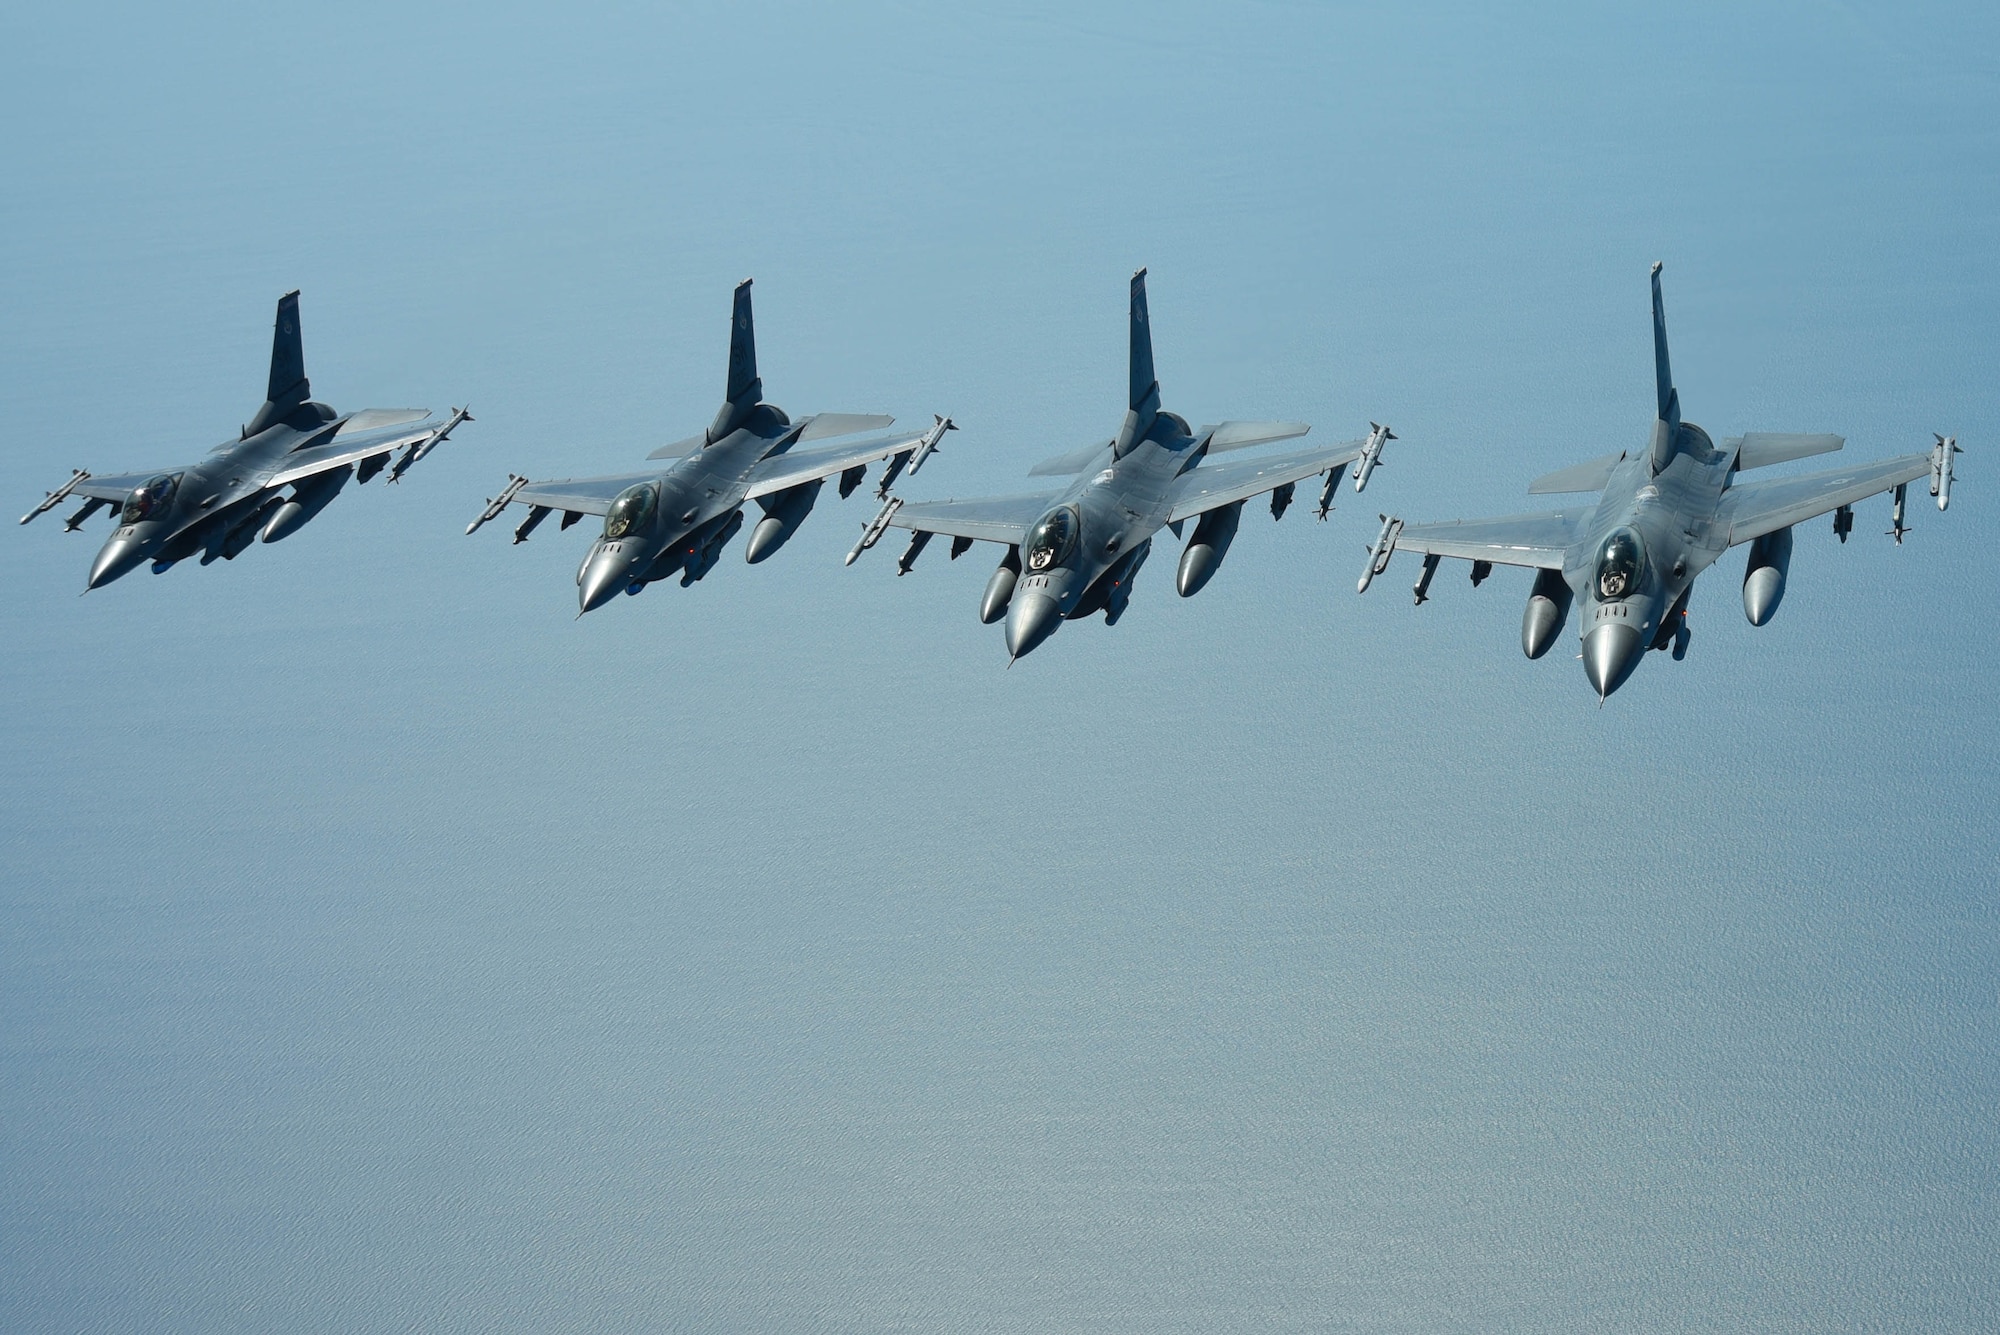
[3,3,1995,1330]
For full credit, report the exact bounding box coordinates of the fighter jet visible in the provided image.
[466,279,953,615]
[1356,263,1961,701]
[846,269,1395,661]
[22,291,471,588]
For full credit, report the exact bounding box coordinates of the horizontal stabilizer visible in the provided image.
[1729,432,1843,470]
[1028,439,1113,476]
[646,432,707,461]
[1201,421,1312,453]
[1527,452,1623,494]
[797,413,895,443]
[336,408,430,436]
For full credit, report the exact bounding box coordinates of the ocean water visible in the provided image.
[2,2,1995,1330]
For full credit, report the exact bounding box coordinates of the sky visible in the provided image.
[2,2,1996,1331]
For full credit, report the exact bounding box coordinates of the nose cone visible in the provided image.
[578,550,629,614]
[1004,590,1061,659]
[1582,622,1644,700]
[86,533,148,590]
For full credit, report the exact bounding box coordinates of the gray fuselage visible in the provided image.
[1003,411,1202,657]
[1562,421,1731,696]
[575,405,796,613]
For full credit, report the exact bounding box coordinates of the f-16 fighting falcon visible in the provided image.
[22,291,471,588]
[847,268,1397,661]
[466,279,953,615]
[1356,263,1961,702]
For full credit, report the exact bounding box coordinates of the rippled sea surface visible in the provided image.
[3,3,1996,1330]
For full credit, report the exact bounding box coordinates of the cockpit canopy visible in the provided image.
[121,473,180,524]
[603,483,658,540]
[1024,506,1079,572]
[1595,526,1645,600]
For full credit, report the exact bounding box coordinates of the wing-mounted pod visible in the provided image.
[1356,514,1403,592]
[1351,423,1398,492]
[905,416,957,476]
[1931,434,1960,510]
[1315,463,1349,519]
[1522,567,1574,656]
[1742,525,1792,625]
[980,547,1022,624]
[386,407,473,484]
[1888,482,1910,543]
[1176,501,1241,597]
[871,416,956,499]
[19,469,90,525]
[745,478,823,564]
[844,495,903,564]
[465,475,529,534]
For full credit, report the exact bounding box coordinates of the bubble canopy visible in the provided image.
[1024,506,1078,572]
[603,483,658,540]
[120,473,180,524]
[1595,526,1645,600]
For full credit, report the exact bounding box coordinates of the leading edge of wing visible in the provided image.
[265,416,439,488]
[1165,439,1360,523]
[511,470,666,517]
[742,431,927,500]
[1717,452,1931,545]
[885,491,1062,545]
[1393,510,1583,569]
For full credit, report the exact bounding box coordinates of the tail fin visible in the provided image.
[268,290,308,406]
[727,278,759,405]
[1128,267,1157,412]
[1649,262,1677,426]
[242,290,311,437]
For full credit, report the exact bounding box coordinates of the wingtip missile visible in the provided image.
[904,415,958,477]
[388,406,473,485]
[1932,433,1959,510]
[1352,423,1398,493]
[845,495,903,565]
[466,474,529,534]
[1357,514,1402,593]
[21,469,90,525]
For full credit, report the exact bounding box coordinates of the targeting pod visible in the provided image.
[465,474,529,534]
[1352,423,1397,493]
[20,469,90,525]
[1931,434,1960,511]
[1356,514,1403,593]
[904,415,958,477]
[845,495,903,565]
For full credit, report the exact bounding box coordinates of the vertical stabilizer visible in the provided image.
[268,290,308,405]
[727,279,759,405]
[1128,268,1157,412]
[242,290,311,437]
[1649,262,1677,427]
